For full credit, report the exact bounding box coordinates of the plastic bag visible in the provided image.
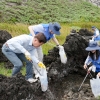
[32,48,48,92]
[39,68,48,92]
[33,65,48,92]
[90,75,100,97]
[59,46,67,64]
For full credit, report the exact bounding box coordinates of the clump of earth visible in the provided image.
[0,29,97,100]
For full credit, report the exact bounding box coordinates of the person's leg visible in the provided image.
[2,44,23,76]
[17,53,33,80]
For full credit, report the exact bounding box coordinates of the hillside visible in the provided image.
[0,0,100,24]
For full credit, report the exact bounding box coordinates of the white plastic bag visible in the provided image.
[33,65,48,92]
[39,68,48,92]
[59,46,67,64]
[32,48,48,92]
[90,75,100,97]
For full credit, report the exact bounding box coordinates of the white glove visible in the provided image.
[58,45,67,64]
[57,45,63,49]
[25,51,31,61]
[58,45,64,51]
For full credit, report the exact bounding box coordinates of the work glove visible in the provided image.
[25,51,31,61]
[38,62,46,69]
[87,67,92,73]
[57,45,63,49]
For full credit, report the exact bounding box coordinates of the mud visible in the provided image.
[0,73,96,100]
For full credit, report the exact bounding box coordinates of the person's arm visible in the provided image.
[28,24,44,37]
[84,55,92,69]
[95,29,99,37]
[52,35,60,46]
[28,25,36,36]
[97,72,100,77]
[93,29,99,38]
[30,50,39,63]
[30,50,46,68]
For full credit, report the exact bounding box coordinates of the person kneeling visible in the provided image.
[83,41,100,78]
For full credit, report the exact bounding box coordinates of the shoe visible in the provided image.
[27,78,38,83]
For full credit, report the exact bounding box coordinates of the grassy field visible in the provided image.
[0,0,100,24]
[0,22,100,76]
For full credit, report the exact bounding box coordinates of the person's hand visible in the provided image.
[87,67,92,73]
[38,62,46,69]
[97,72,100,77]
[83,64,87,69]
[25,51,31,61]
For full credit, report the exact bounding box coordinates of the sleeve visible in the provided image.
[85,55,92,65]
[50,34,55,39]
[32,24,44,33]
[96,29,99,36]
[30,50,39,64]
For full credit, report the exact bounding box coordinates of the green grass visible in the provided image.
[0,63,12,76]
[0,0,100,24]
[0,62,26,76]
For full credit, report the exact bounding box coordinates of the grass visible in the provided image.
[1,22,100,76]
[0,63,12,76]
[0,0,100,24]
[0,62,26,76]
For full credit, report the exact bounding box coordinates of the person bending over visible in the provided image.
[2,33,46,83]
[28,22,62,77]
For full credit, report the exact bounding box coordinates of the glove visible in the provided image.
[25,51,31,61]
[38,62,46,69]
[58,45,64,50]
[87,67,92,73]
[57,45,63,49]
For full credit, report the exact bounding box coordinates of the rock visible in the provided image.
[0,30,13,68]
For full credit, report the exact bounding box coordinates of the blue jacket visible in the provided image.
[29,24,54,42]
[85,54,100,72]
